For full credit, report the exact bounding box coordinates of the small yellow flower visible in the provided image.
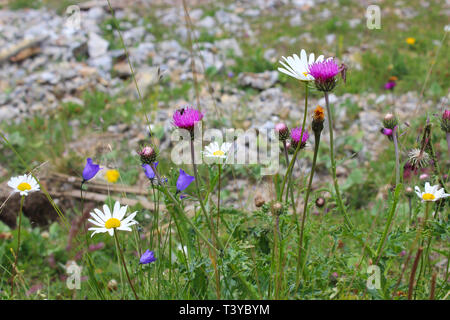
[406,37,416,45]
[105,169,120,183]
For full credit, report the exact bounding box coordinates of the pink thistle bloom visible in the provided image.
[308,59,340,91]
[384,81,396,90]
[173,106,204,130]
[382,128,393,136]
[443,110,450,120]
[290,126,309,149]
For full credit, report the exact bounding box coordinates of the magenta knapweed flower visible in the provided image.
[382,128,393,136]
[384,81,396,90]
[290,126,309,149]
[308,59,340,91]
[173,107,204,131]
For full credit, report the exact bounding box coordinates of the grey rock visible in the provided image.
[237,71,278,90]
[88,32,109,58]
[197,16,216,29]
[290,14,302,27]
[214,38,243,57]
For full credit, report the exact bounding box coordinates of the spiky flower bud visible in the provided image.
[383,113,398,129]
[440,110,450,133]
[254,194,266,208]
[138,146,157,165]
[405,186,414,197]
[408,148,430,170]
[315,197,325,208]
[275,123,290,141]
[271,202,283,216]
[312,105,325,134]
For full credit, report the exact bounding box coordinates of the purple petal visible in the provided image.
[176,169,195,192]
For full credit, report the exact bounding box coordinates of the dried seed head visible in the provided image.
[408,148,430,170]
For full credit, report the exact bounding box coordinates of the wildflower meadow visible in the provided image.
[0,0,449,305]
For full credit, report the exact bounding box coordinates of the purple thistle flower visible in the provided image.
[173,107,204,131]
[139,249,156,264]
[290,126,309,149]
[308,59,340,92]
[142,162,158,180]
[176,169,195,193]
[384,81,396,90]
[382,128,393,136]
[82,158,102,182]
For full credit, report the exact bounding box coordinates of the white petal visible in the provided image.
[103,204,112,220]
[88,218,104,227]
[93,208,106,222]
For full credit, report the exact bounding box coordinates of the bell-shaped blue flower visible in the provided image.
[82,158,102,182]
[176,169,195,193]
[142,162,158,180]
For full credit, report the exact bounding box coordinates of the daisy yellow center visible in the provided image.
[303,72,308,77]
[104,218,121,229]
[422,193,435,201]
[17,182,32,191]
[213,150,225,156]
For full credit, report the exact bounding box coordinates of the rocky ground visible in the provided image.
[0,0,448,216]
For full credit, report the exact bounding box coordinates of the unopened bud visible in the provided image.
[254,194,266,208]
[107,279,118,291]
[315,197,325,208]
[440,110,450,133]
[271,202,283,216]
[275,123,290,141]
[138,146,157,164]
[383,113,398,129]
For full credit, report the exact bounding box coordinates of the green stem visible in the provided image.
[190,139,218,243]
[324,91,353,230]
[113,231,139,300]
[393,125,400,186]
[295,127,322,290]
[10,195,25,297]
[279,83,309,201]
[375,184,403,260]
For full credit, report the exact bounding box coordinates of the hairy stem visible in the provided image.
[324,92,353,230]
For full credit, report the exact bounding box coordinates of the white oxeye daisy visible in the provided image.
[7,174,40,196]
[203,142,232,161]
[278,49,327,82]
[88,201,138,237]
[414,182,450,202]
